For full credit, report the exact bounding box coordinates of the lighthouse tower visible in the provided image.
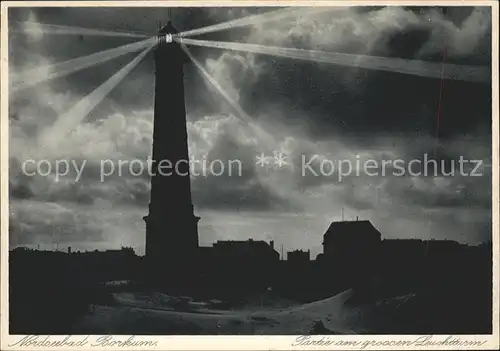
[144,21,200,282]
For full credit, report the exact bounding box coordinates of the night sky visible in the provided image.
[8,6,493,257]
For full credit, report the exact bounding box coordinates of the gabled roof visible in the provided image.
[323,220,382,241]
[213,239,274,251]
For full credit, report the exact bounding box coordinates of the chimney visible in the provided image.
[356,216,359,221]
[67,246,71,254]
[270,240,274,249]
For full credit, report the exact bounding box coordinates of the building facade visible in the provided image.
[287,249,310,264]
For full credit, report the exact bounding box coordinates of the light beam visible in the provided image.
[38,45,154,149]
[12,37,156,92]
[178,38,490,83]
[182,43,345,174]
[11,21,150,38]
[180,43,275,147]
[177,7,344,38]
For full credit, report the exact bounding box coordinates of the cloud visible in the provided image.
[419,7,492,60]
[204,51,263,103]
[10,105,296,212]
[191,7,492,139]
[226,6,491,61]
[9,200,104,247]
[9,199,147,251]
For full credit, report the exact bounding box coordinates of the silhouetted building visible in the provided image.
[377,239,429,279]
[9,246,140,282]
[287,249,310,264]
[211,239,279,262]
[424,239,461,254]
[143,21,200,281]
[195,239,280,295]
[197,239,279,291]
[323,220,382,258]
[380,238,427,257]
[322,220,382,286]
[378,238,462,263]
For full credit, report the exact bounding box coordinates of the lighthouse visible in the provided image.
[144,21,200,282]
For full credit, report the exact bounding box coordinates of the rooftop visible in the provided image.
[323,220,382,240]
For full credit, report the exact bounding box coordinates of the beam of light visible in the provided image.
[37,45,154,150]
[11,21,150,38]
[180,43,275,147]
[183,43,352,177]
[434,41,447,160]
[11,37,156,92]
[176,7,342,38]
[178,38,491,83]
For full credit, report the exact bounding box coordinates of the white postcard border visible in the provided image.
[1,1,498,350]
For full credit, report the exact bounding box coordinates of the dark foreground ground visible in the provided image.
[9,245,492,335]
